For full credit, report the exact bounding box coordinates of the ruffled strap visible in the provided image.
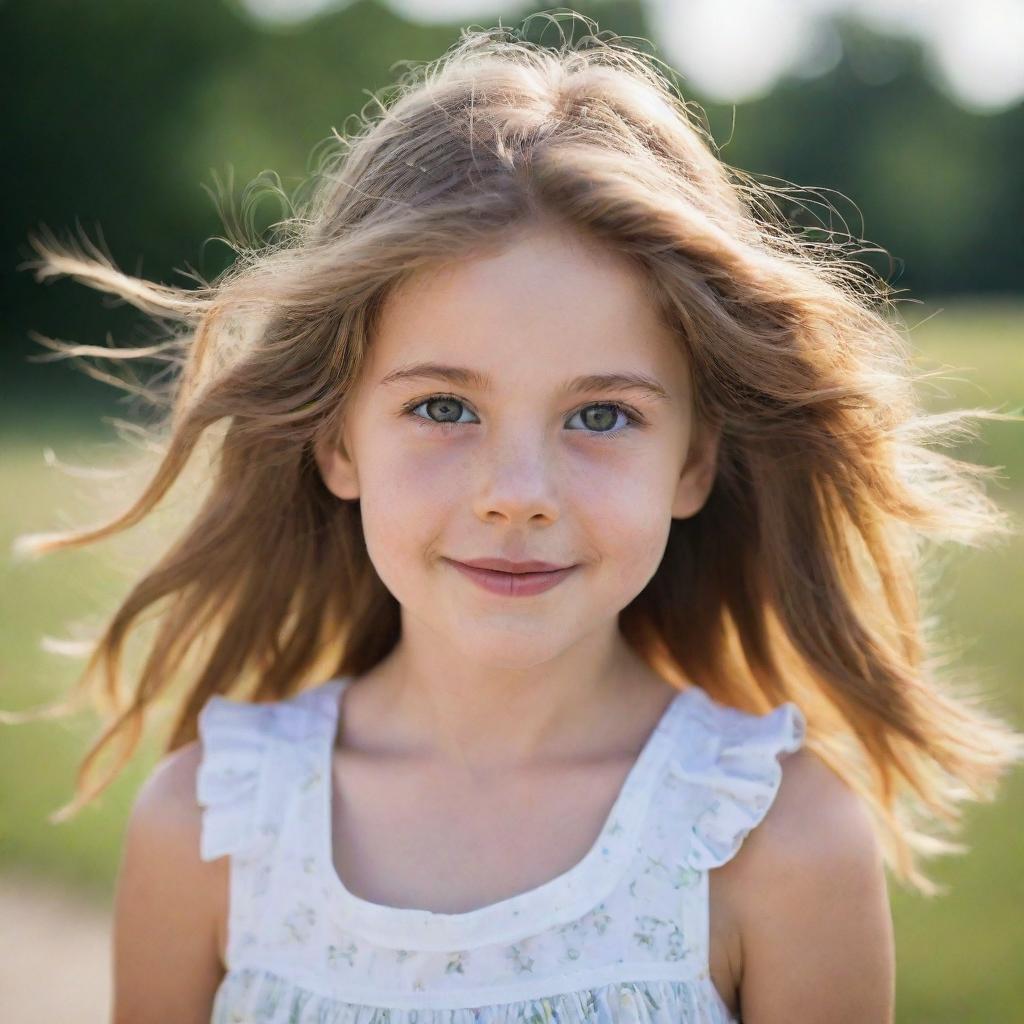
[667,687,807,871]
[195,692,324,862]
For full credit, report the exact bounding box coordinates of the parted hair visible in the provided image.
[10,12,1023,895]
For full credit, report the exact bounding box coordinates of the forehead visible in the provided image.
[367,224,688,392]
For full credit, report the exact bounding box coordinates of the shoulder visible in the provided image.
[128,738,227,867]
[132,738,206,825]
[112,741,229,1018]
[739,746,877,867]
[730,748,895,1023]
[121,741,228,932]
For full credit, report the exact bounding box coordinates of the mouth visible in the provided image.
[444,558,578,597]
[450,557,573,573]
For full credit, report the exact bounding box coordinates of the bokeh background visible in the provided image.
[2,1,1022,1021]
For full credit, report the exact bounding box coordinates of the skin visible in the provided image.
[109,220,894,1022]
[313,220,720,771]
[723,747,897,1022]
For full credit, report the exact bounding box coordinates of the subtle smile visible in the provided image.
[444,558,578,597]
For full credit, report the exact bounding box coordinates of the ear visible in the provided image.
[313,425,360,501]
[671,418,721,519]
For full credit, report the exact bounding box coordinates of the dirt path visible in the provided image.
[0,868,111,1023]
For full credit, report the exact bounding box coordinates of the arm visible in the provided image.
[735,749,896,1024]
[110,740,228,1024]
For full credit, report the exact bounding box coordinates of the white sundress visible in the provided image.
[196,675,807,1023]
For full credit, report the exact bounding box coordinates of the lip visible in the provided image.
[454,557,570,573]
[445,558,577,597]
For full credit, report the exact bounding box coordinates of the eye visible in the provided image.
[400,394,645,439]
[403,395,477,431]
[566,403,643,438]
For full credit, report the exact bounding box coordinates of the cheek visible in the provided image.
[564,454,675,581]
[362,425,471,508]
[356,443,463,574]
[596,490,673,581]
[567,448,670,528]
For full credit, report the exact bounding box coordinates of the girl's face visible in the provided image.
[315,222,719,669]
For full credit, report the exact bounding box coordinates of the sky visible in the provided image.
[238,0,1024,114]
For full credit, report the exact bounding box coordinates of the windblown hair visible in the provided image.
[9,13,1023,895]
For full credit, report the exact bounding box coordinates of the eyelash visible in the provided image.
[400,393,646,441]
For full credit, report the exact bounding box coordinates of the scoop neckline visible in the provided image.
[313,674,694,951]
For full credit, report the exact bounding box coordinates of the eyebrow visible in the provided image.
[378,362,670,403]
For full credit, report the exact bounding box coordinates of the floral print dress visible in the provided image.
[196,675,806,1023]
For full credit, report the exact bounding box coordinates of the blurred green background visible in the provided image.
[2,2,1022,1022]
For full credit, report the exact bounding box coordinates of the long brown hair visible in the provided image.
[9,13,1023,895]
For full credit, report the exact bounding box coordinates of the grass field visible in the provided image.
[2,295,1022,1022]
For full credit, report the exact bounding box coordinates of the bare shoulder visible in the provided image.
[125,740,223,884]
[746,747,879,862]
[132,738,206,824]
[111,740,228,1024]
[125,739,228,942]
[728,747,895,1024]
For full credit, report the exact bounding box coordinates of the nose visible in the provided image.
[470,433,561,524]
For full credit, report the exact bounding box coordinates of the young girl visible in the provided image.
[11,13,1024,1024]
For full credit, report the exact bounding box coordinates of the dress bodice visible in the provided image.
[196,676,807,1022]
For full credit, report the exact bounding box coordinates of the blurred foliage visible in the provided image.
[3,0,1022,421]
